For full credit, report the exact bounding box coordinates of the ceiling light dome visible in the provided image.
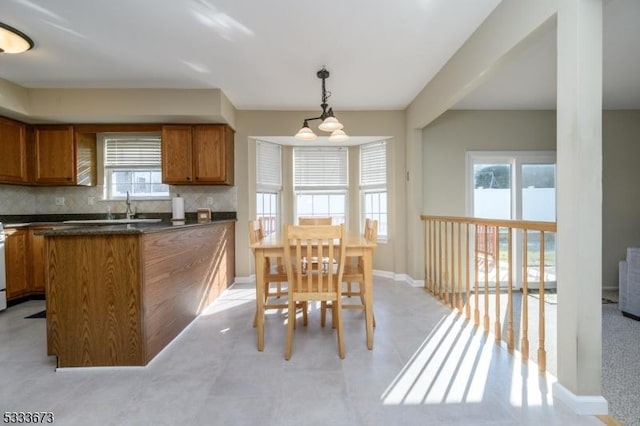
[0,22,34,54]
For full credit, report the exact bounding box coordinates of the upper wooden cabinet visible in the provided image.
[161,124,234,185]
[33,125,97,186]
[0,116,29,184]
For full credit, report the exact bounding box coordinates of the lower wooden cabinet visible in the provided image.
[29,226,52,293]
[5,229,30,300]
[5,226,51,301]
[46,221,236,367]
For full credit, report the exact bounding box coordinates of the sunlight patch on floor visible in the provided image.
[381,308,553,408]
[200,287,254,316]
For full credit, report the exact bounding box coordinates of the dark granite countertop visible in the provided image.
[0,212,236,229]
[37,218,236,236]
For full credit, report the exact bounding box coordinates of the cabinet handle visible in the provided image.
[186,177,191,181]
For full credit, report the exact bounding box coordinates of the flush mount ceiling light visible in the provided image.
[0,22,34,54]
[295,67,349,142]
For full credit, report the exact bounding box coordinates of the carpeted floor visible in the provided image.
[602,300,640,426]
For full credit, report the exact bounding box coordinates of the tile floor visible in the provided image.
[0,278,603,425]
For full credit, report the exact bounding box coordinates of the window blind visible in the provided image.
[256,140,282,189]
[104,137,161,167]
[360,141,387,187]
[294,147,348,189]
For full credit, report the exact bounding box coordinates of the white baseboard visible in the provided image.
[234,275,254,284]
[372,270,423,287]
[552,382,608,415]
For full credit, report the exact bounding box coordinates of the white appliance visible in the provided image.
[0,223,6,311]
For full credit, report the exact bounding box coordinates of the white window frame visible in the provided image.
[293,146,348,225]
[102,133,169,201]
[360,141,388,241]
[256,140,282,236]
[465,151,556,220]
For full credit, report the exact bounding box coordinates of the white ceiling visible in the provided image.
[1,0,638,113]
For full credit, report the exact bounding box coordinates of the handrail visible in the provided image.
[421,215,557,373]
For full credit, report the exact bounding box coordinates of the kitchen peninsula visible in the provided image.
[40,219,235,368]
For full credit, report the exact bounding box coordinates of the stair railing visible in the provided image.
[421,215,556,373]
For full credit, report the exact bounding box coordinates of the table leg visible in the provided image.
[255,250,265,351]
[363,249,374,350]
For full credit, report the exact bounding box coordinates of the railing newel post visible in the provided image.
[457,221,463,312]
[465,222,471,320]
[538,230,547,373]
[483,225,490,334]
[474,223,480,327]
[507,227,514,351]
[495,225,501,343]
[521,229,530,362]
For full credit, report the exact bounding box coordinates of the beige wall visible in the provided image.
[422,110,556,215]
[602,110,640,288]
[235,110,406,279]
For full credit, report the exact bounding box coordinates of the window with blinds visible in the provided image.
[256,140,282,191]
[256,141,282,235]
[293,147,348,190]
[103,134,169,199]
[293,146,348,225]
[360,141,388,239]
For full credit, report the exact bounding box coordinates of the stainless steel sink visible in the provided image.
[62,218,163,225]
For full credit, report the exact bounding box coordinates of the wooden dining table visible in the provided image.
[250,230,377,351]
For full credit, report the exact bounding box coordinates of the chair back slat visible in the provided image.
[284,224,345,297]
[299,217,332,225]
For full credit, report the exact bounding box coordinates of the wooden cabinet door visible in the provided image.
[161,125,193,183]
[29,227,50,294]
[0,117,28,183]
[193,125,234,185]
[34,126,76,184]
[5,229,30,300]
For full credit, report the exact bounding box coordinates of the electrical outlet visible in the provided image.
[55,197,65,206]
[207,197,214,205]
[88,197,95,206]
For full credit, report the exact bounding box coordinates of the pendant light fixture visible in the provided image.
[0,22,34,54]
[295,67,349,142]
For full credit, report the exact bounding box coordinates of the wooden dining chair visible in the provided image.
[283,223,346,359]
[321,219,378,327]
[344,218,378,297]
[249,218,307,328]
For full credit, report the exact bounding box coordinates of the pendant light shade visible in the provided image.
[328,129,349,143]
[0,22,34,54]
[294,67,349,142]
[294,122,317,141]
[318,115,343,132]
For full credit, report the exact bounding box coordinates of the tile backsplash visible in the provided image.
[0,184,237,216]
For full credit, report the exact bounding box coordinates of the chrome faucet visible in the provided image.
[125,191,136,219]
